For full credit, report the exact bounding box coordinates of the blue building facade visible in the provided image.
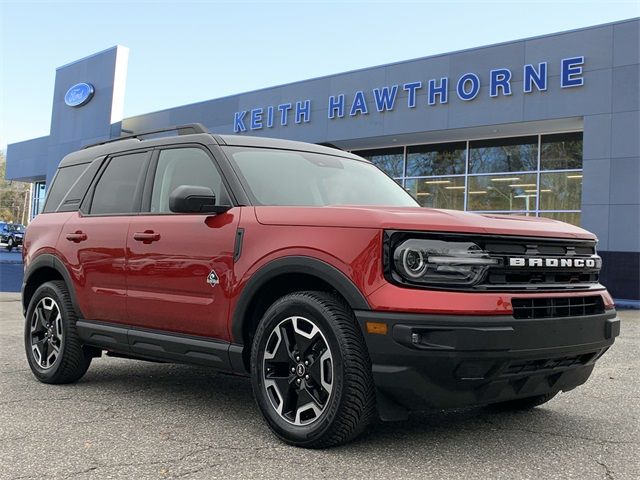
[6,19,639,302]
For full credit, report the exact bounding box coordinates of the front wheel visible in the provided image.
[251,291,376,448]
[6,238,13,251]
[24,281,92,384]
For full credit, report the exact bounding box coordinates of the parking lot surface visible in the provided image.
[0,294,638,480]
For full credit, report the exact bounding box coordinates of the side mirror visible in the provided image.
[168,185,231,214]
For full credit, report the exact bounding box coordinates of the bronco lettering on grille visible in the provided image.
[508,257,598,268]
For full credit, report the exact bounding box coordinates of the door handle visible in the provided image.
[133,231,160,243]
[66,231,87,243]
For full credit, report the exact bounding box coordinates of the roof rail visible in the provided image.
[83,123,209,149]
[315,142,343,151]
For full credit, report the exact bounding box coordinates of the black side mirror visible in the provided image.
[169,185,231,214]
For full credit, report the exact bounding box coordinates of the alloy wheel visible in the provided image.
[262,316,333,426]
[29,297,63,369]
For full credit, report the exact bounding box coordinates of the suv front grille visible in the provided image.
[512,295,605,319]
[478,237,600,291]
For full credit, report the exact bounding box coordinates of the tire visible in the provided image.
[490,392,557,411]
[251,291,376,448]
[6,238,13,251]
[24,280,92,384]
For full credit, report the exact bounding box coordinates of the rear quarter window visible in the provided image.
[43,163,90,213]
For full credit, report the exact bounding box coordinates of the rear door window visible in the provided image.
[89,152,149,215]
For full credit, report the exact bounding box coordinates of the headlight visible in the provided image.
[392,238,498,287]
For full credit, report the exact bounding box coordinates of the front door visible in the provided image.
[126,146,239,341]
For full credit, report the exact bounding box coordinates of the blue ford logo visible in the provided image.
[64,82,95,107]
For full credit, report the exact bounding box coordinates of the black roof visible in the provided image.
[58,125,365,168]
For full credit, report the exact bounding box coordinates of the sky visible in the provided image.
[1,0,639,150]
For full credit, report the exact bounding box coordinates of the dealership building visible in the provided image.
[6,18,639,302]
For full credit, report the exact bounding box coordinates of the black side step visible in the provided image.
[76,320,245,373]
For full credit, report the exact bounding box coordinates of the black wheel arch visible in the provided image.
[231,256,370,348]
[22,254,83,318]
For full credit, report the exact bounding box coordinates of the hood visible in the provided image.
[254,206,596,240]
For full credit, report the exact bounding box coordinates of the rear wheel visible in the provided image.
[490,392,557,410]
[251,291,375,448]
[24,281,92,384]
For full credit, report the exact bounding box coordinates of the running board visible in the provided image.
[76,320,246,374]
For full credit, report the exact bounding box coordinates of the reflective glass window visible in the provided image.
[406,142,466,177]
[405,176,465,209]
[540,132,582,170]
[467,173,538,212]
[539,171,583,211]
[469,136,538,174]
[353,147,404,178]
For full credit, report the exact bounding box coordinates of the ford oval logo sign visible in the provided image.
[64,83,95,107]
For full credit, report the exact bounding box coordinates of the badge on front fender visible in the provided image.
[206,270,219,286]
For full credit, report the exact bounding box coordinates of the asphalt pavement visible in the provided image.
[0,295,638,480]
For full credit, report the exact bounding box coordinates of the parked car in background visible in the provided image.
[1,222,25,251]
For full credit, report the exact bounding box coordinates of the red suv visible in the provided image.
[22,124,619,447]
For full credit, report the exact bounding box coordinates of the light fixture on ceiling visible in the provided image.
[490,177,521,182]
[425,179,451,184]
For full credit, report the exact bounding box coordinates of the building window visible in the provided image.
[469,136,538,174]
[467,173,538,213]
[539,172,582,210]
[32,182,46,218]
[405,176,465,210]
[353,147,404,179]
[353,131,583,226]
[540,132,583,170]
[406,142,466,177]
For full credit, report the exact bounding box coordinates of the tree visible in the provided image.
[0,151,31,224]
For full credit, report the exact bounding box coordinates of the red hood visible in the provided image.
[254,206,596,240]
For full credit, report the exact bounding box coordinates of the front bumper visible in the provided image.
[355,309,619,419]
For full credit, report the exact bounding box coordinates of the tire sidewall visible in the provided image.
[24,282,71,381]
[251,295,348,446]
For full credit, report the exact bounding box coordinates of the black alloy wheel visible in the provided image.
[29,296,64,369]
[262,315,334,426]
[251,291,376,448]
[24,281,93,384]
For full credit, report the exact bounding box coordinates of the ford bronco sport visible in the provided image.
[22,124,619,448]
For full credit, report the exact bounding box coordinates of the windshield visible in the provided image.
[225,147,418,207]
[7,224,25,233]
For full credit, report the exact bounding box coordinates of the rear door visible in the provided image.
[126,145,240,340]
[57,150,151,323]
